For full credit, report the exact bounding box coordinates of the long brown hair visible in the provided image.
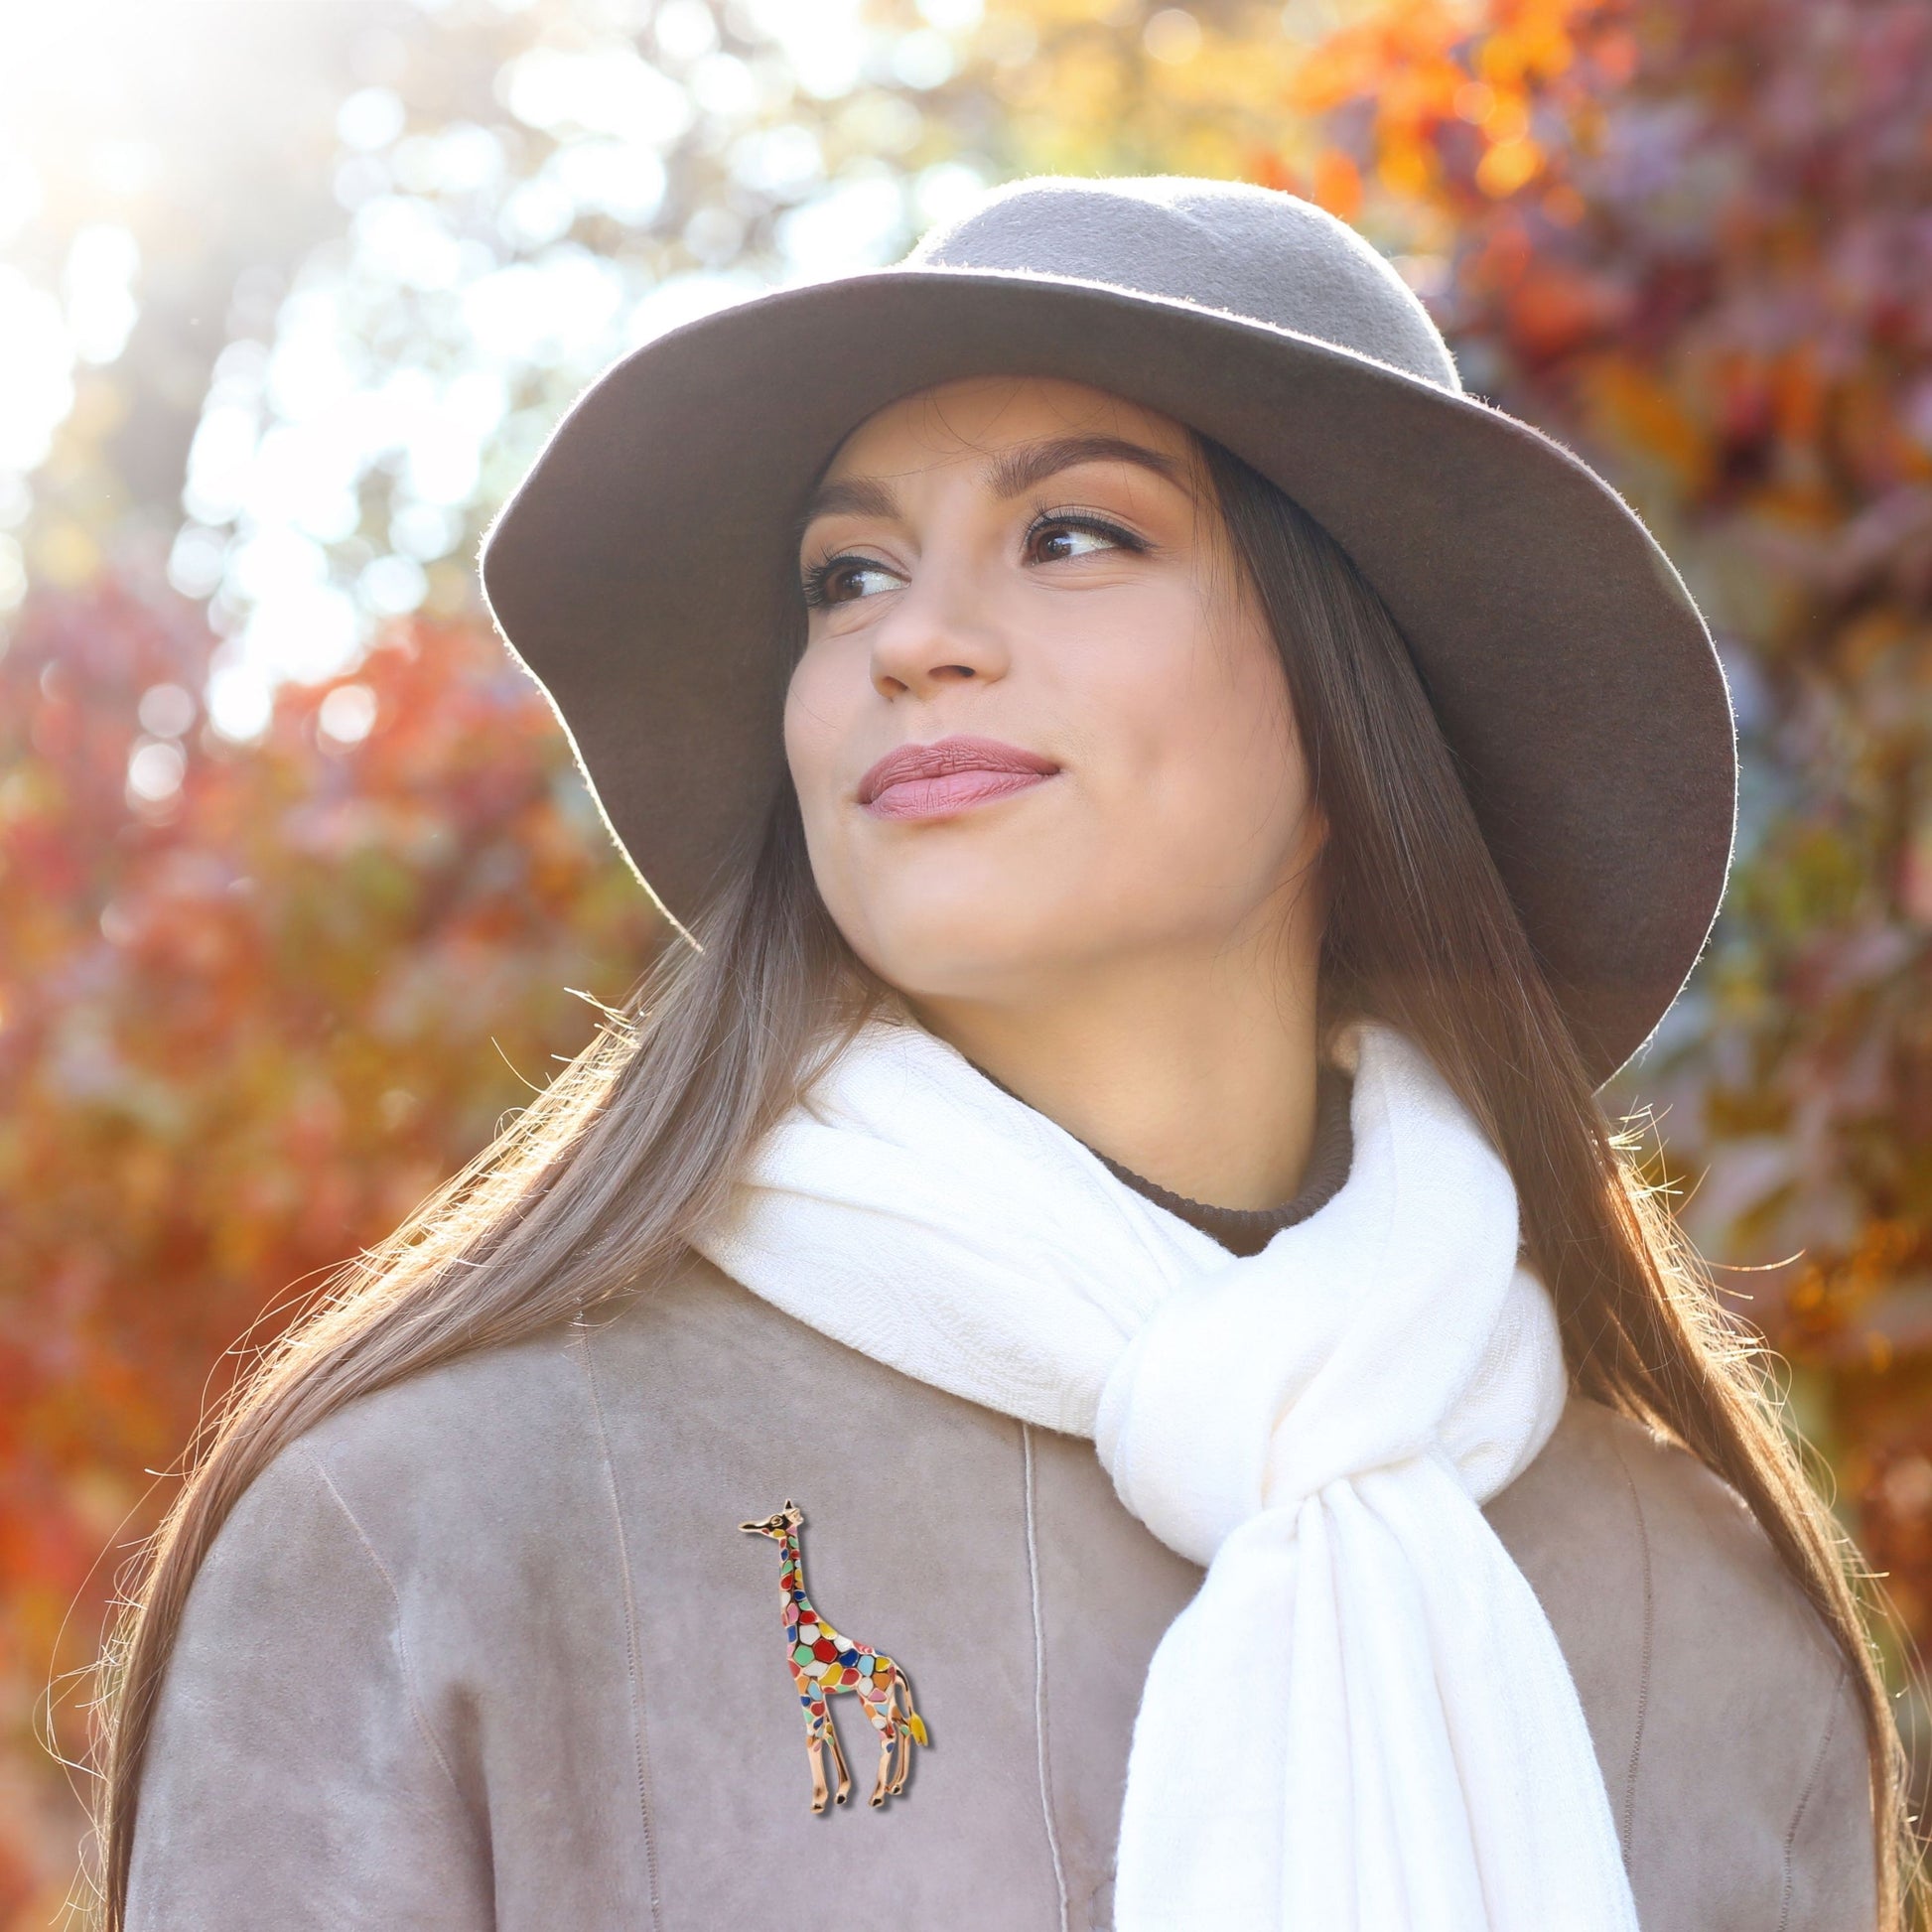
[90,428,1921,1925]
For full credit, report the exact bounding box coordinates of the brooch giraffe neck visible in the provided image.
[739,1500,928,1812]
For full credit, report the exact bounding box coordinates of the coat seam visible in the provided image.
[1021,1423,1072,1932]
[571,1315,664,1929]
[1605,1429,1654,1863]
[296,1442,465,1802]
[1775,1658,1849,1932]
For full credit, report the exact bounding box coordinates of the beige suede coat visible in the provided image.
[128,1256,1877,1930]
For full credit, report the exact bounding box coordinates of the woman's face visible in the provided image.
[783,374,1324,1010]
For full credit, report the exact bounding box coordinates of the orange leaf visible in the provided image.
[1311,148,1363,220]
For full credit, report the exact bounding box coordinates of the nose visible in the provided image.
[867,557,1010,701]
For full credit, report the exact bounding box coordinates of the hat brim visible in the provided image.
[480,265,1735,1092]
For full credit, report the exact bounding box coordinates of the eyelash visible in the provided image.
[798,507,1149,610]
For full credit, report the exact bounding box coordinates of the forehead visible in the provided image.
[819,373,1196,480]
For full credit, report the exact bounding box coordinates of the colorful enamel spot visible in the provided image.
[738,1499,929,1813]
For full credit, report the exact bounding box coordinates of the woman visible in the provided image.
[100,176,1913,1929]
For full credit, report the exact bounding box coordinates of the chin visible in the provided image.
[849,894,1124,1006]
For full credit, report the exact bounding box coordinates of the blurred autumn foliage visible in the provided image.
[0,580,657,1918]
[1,0,1929,1920]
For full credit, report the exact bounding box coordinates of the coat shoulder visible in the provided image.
[1489,1392,1848,1684]
[1487,1392,1878,1931]
[137,1270,747,1930]
[290,1305,593,1557]
[284,1253,752,1558]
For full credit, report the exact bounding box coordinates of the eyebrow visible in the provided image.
[793,433,1188,545]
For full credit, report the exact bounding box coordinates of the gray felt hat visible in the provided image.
[480,173,1736,1093]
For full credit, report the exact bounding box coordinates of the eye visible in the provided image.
[800,553,904,610]
[1026,510,1146,566]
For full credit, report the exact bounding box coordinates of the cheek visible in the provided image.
[782,645,853,831]
[1087,607,1307,880]
[782,642,884,950]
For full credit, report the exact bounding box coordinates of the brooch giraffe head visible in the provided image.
[739,1500,929,1812]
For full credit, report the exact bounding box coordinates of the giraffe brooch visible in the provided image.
[739,1500,929,1812]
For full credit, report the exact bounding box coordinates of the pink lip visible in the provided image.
[857,734,1061,822]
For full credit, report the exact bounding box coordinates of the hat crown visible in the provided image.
[906,174,1462,396]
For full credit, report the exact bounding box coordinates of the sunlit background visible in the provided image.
[2,0,1929,1919]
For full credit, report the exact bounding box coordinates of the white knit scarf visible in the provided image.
[696,1011,1639,1931]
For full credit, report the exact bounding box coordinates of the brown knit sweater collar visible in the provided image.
[969,1056,1356,1261]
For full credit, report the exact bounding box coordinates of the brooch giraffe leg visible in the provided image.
[854,1656,926,1805]
[793,1671,852,1812]
[890,1672,924,1794]
[742,1501,929,1814]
